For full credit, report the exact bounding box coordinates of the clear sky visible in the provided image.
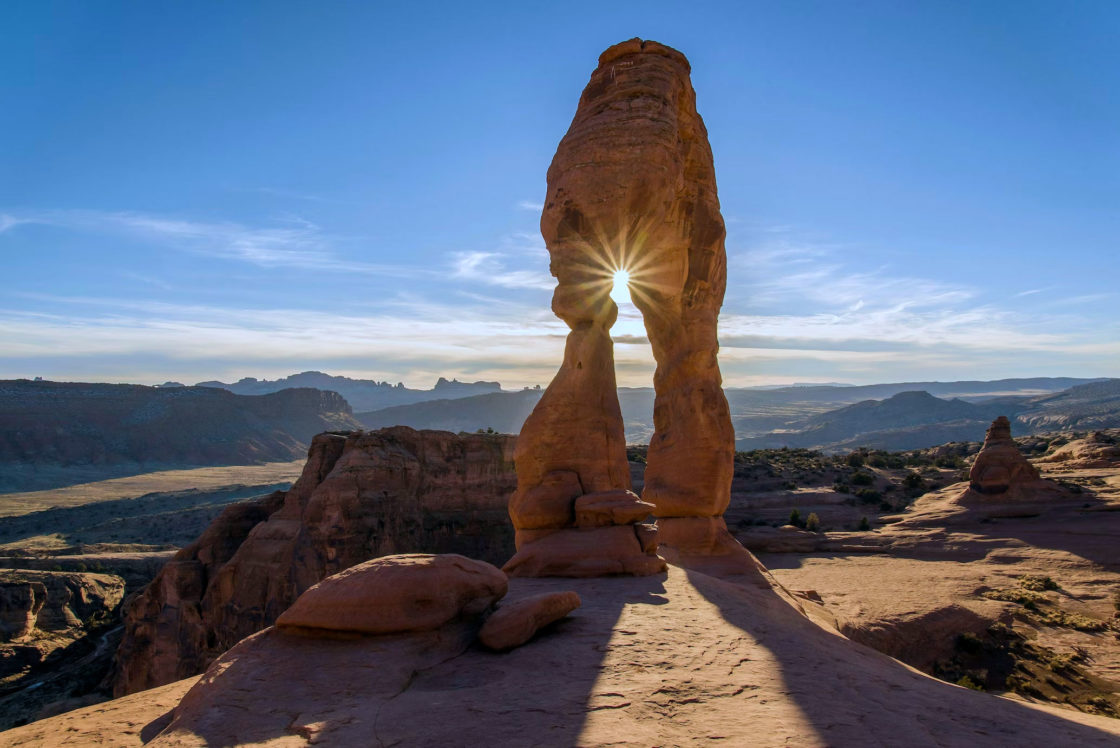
[2,1,1117,388]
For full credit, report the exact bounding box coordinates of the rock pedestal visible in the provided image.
[969,416,1040,495]
[506,38,735,577]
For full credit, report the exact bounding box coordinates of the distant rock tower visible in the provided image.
[504,39,743,577]
[969,416,1041,495]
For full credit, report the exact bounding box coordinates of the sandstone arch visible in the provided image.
[504,39,738,577]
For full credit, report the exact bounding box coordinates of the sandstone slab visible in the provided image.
[276,554,507,635]
[478,590,581,651]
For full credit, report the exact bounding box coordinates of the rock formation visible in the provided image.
[507,38,735,577]
[276,554,508,635]
[1038,430,1120,469]
[968,416,1041,495]
[478,590,581,651]
[113,427,517,695]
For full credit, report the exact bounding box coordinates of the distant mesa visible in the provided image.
[196,370,502,412]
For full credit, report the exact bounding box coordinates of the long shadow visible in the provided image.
[682,562,1120,746]
[146,574,667,746]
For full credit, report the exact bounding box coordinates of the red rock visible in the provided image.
[969,417,1041,494]
[114,427,517,695]
[574,490,654,528]
[478,590,581,651]
[503,525,666,578]
[509,38,735,576]
[276,554,507,635]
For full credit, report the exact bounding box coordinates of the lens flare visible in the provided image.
[610,269,631,304]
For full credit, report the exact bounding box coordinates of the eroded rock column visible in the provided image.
[505,38,740,577]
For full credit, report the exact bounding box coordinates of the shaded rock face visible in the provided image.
[113,427,516,695]
[969,416,1041,495]
[0,570,124,644]
[509,38,733,576]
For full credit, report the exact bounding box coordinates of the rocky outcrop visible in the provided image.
[478,590,581,651]
[113,427,516,695]
[508,38,734,576]
[276,554,508,635]
[968,416,1042,496]
[1038,430,1120,469]
[0,570,124,644]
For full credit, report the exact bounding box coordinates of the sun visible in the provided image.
[610,269,631,304]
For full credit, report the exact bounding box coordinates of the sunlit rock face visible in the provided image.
[506,38,734,577]
[969,416,1041,495]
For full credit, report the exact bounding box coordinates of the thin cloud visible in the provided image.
[451,251,555,290]
[517,200,544,211]
[0,208,429,278]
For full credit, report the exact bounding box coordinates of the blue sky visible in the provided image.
[2,1,1117,388]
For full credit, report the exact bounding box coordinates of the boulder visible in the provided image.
[276,554,508,635]
[478,590,581,651]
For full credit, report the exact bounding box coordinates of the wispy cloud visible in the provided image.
[451,251,555,290]
[517,200,543,211]
[0,208,428,278]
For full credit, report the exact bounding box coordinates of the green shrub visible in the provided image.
[1020,575,1060,592]
[805,512,821,532]
[850,472,874,486]
[789,508,803,528]
[858,516,870,531]
[955,675,984,691]
[855,488,882,503]
[846,452,865,467]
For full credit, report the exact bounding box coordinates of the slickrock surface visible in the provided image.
[1039,430,1120,469]
[113,427,516,695]
[761,462,1120,712]
[510,38,733,576]
[276,554,507,635]
[478,590,581,650]
[26,564,1117,747]
[0,676,199,747]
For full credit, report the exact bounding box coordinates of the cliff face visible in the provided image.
[112,427,517,695]
[0,380,361,492]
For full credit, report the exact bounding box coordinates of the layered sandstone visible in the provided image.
[969,416,1040,493]
[508,38,734,576]
[113,427,516,695]
[1038,430,1120,469]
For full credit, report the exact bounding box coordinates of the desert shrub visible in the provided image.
[867,454,887,468]
[934,454,965,469]
[783,481,797,490]
[833,483,851,494]
[850,472,874,486]
[902,472,924,489]
[805,512,821,532]
[955,675,984,691]
[955,632,984,654]
[855,488,881,503]
[846,452,865,467]
[789,508,803,528]
[858,516,870,531]
[1020,575,1060,592]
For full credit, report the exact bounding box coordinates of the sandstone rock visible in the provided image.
[509,38,734,576]
[504,525,666,578]
[113,427,517,696]
[276,554,507,635]
[0,579,45,642]
[573,490,654,528]
[969,416,1041,495]
[1038,430,1120,469]
[478,590,580,651]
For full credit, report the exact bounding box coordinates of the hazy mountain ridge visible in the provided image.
[0,380,360,492]
[355,377,1109,447]
[197,371,501,412]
